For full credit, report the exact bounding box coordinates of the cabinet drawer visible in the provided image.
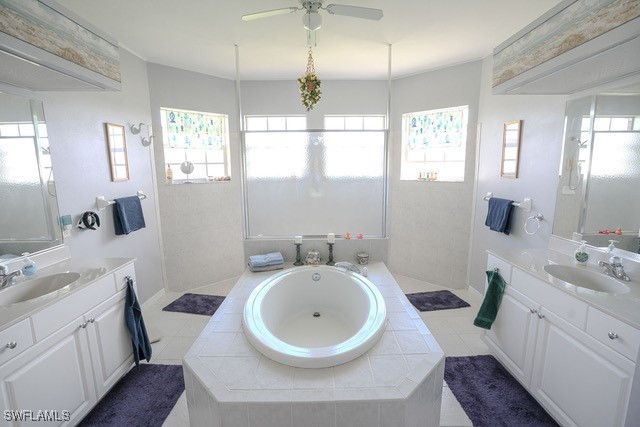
[0,319,33,365]
[31,274,116,341]
[511,267,587,329]
[587,307,640,361]
[487,254,513,284]
[114,262,136,291]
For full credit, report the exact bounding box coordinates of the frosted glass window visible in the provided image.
[324,115,385,130]
[401,106,468,182]
[245,116,307,131]
[161,107,229,183]
[584,131,640,232]
[243,130,386,237]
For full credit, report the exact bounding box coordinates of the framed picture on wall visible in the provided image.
[105,122,130,182]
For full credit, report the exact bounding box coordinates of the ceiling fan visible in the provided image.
[242,0,383,31]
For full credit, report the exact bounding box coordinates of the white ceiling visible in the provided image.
[56,0,563,81]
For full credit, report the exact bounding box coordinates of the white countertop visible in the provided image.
[487,247,640,329]
[0,256,134,331]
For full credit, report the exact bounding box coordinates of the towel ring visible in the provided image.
[524,213,544,235]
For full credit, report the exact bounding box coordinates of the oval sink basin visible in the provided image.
[543,264,630,294]
[0,272,81,306]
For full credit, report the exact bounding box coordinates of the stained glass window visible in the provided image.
[401,106,468,182]
[161,108,229,183]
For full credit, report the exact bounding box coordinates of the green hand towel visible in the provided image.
[473,269,506,330]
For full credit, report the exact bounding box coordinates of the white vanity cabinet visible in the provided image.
[0,316,96,425]
[0,261,136,426]
[85,289,133,398]
[531,307,634,427]
[483,254,637,427]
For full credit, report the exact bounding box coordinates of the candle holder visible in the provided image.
[294,243,304,266]
[326,243,335,266]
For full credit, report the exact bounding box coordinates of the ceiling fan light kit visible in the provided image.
[303,12,322,31]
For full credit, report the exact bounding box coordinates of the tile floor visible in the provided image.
[141,272,488,427]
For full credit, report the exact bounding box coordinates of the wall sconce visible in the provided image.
[130,122,154,147]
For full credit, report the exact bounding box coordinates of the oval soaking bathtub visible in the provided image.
[243,266,387,368]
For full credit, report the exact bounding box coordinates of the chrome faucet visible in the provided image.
[0,265,21,288]
[598,256,631,282]
[335,262,361,275]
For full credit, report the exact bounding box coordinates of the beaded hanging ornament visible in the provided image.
[297,48,322,111]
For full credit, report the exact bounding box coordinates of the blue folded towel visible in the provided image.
[485,197,514,235]
[114,196,146,235]
[124,278,152,367]
[248,252,284,268]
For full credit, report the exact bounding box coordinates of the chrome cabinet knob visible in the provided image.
[530,308,538,314]
[5,341,17,349]
[608,332,619,340]
[88,318,95,323]
[537,312,545,319]
[79,322,87,329]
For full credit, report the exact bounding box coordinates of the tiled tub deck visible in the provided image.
[183,262,445,427]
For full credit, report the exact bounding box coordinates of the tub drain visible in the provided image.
[313,312,321,318]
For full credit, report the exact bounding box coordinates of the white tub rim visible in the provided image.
[242,265,387,368]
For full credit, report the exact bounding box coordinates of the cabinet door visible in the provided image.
[85,289,134,397]
[483,287,539,387]
[0,318,96,426]
[531,309,634,427]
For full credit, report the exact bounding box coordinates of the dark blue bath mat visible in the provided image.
[405,290,470,311]
[79,364,184,426]
[162,293,225,316]
[445,355,558,427]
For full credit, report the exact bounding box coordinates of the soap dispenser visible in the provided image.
[21,252,37,277]
[607,240,618,253]
[574,241,589,266]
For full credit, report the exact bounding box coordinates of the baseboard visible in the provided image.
[142,287,166,310]
[468,285,484,299]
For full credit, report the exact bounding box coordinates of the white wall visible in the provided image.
[388,61,481,289]
[468,56,567,292]
[147,63,246,292]
[41,50,164,302]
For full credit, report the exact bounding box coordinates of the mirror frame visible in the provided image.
[105,122,129,182]
[501,120,522,179]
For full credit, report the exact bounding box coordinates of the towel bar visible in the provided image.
[95,191,147,211]
[482,192,532,213]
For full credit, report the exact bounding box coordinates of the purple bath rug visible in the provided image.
[78,364,184,426]
[162,293,225,316]
[405,290,470,311]
[445,355,559,427]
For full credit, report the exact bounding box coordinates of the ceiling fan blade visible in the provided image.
[324,4,383,20]
[241,7,299,21]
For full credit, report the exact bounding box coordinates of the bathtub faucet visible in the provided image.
[335,262,361,275]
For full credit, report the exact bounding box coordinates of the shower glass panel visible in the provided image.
[0,136,50,240]
[583,131,640,233]
[244,130,386,237]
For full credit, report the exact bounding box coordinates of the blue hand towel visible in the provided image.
[124,277,152,367]
[248,252,284,268]
[485,197,514,235]
[114,196,146,235]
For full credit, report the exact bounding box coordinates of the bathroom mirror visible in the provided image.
[0,90,62,256]
[105,122,129,182]
[553,90,640,254]
[501,120,522,178]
